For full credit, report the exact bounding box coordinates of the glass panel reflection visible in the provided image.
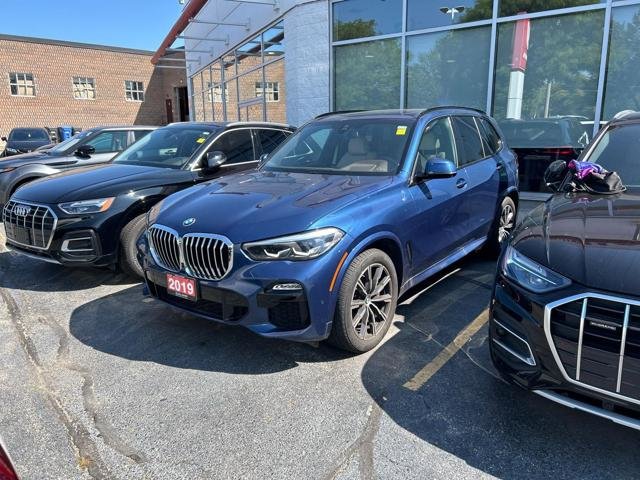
[333,0,403,41]
[407,0,493,31]
[406,26,491,110]
[334,38,402,110]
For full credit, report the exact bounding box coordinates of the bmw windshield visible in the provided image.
[589,123,640,186]
[112,126,220,169]
[263,118,415,175]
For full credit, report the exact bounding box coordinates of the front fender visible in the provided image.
[0,164,58,204]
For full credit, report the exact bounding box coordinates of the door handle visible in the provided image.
[456,179,467,189]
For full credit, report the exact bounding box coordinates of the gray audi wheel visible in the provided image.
[328,249,398,353]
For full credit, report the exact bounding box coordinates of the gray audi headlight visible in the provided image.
[58,197,115,215]
[501,246,571,293]
[243,227,344,261]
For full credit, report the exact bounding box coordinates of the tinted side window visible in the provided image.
[86,131,128,153]
[133,129,152,142]
[257,129,289,156]
[452,116,485,166]
[416,117,457,173]
[213,129,255,164]
[478,118,502,155]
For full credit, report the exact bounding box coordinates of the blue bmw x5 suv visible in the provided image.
[140,108,518,352]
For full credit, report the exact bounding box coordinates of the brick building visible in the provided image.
[0,34,188,140]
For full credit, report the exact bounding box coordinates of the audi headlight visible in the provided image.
[243,227,344,261]
[501,246,571,293]
[58,197,115,215]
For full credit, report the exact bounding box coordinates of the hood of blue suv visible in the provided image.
[153,170,395,242]
[12,163,195,203]
[511,189,640,296]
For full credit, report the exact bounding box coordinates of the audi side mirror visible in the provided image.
[544,160,569,193]
[76,145,95,158]
[206,151,227,170]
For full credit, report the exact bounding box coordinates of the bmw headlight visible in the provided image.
[243,227,344,261]
[501,246,571,293]
[58,197,115,215]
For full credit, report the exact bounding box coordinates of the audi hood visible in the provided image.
[11,163,196,203]
[511,189,640,297]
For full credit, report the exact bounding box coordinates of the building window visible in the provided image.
[125,80,144,101]
[72,76,96,100]
[207,83,227,103]
[256,82,280,102]
[9,72,35,97]
[333,0,403,41]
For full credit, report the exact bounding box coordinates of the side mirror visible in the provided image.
[76,145,95,157]
[544,160,569,192]
[0,137,6,142]
[259,153,269,163]
[206,150,227,170]
[419,158,457,180]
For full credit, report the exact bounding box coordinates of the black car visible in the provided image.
[490,112,640,430]
[3,122,294,277]
[0,126,156,208]
[499,117,590,192]
[1,128,52,157]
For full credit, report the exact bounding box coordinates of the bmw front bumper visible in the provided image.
[140,234,348,343]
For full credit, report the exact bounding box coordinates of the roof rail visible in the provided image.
[314,110,365,119]
[420,105,487,117]
[612,110,637,120]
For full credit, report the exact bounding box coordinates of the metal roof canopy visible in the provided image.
[178,0,308,75]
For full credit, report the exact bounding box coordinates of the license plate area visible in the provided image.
[166,273,198,301]
[10,226,32,245]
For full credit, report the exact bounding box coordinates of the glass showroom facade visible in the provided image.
[189,21,285,123]
[332,0,640,139]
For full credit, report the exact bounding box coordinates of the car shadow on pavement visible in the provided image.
[361,257,640,479]
[0,251,137,292]
[69,284,353,375]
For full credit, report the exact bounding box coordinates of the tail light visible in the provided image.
[0,442,19,480]
[541,147,577,157]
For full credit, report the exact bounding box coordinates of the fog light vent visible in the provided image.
[493,318,537,366]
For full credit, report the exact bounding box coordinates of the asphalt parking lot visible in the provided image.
[2,203,640,480]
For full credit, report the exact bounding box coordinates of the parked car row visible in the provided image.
[0,127,53,157]
[1,107,639,433]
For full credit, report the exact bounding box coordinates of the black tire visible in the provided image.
[119,213,148,279]
[327,249,398,353]
[484,196,517,256]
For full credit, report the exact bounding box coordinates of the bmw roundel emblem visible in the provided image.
[183,217,196,227]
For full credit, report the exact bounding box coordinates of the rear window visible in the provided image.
[499,121,566,147]
[9,128,49,141]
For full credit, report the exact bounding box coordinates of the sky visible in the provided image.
[1,0,185,51]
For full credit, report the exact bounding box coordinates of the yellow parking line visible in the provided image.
[403,308,489,391]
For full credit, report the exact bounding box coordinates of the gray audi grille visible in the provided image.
[2,200,57,250]
[148,225,233,281]
[546,294,640,404]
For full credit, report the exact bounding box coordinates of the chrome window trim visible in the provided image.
[492,318,537,366]
[544,292,640,407]
[2,200,58,251]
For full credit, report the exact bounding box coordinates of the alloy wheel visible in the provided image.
[351,263,393,339]
[498,203,515,243]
